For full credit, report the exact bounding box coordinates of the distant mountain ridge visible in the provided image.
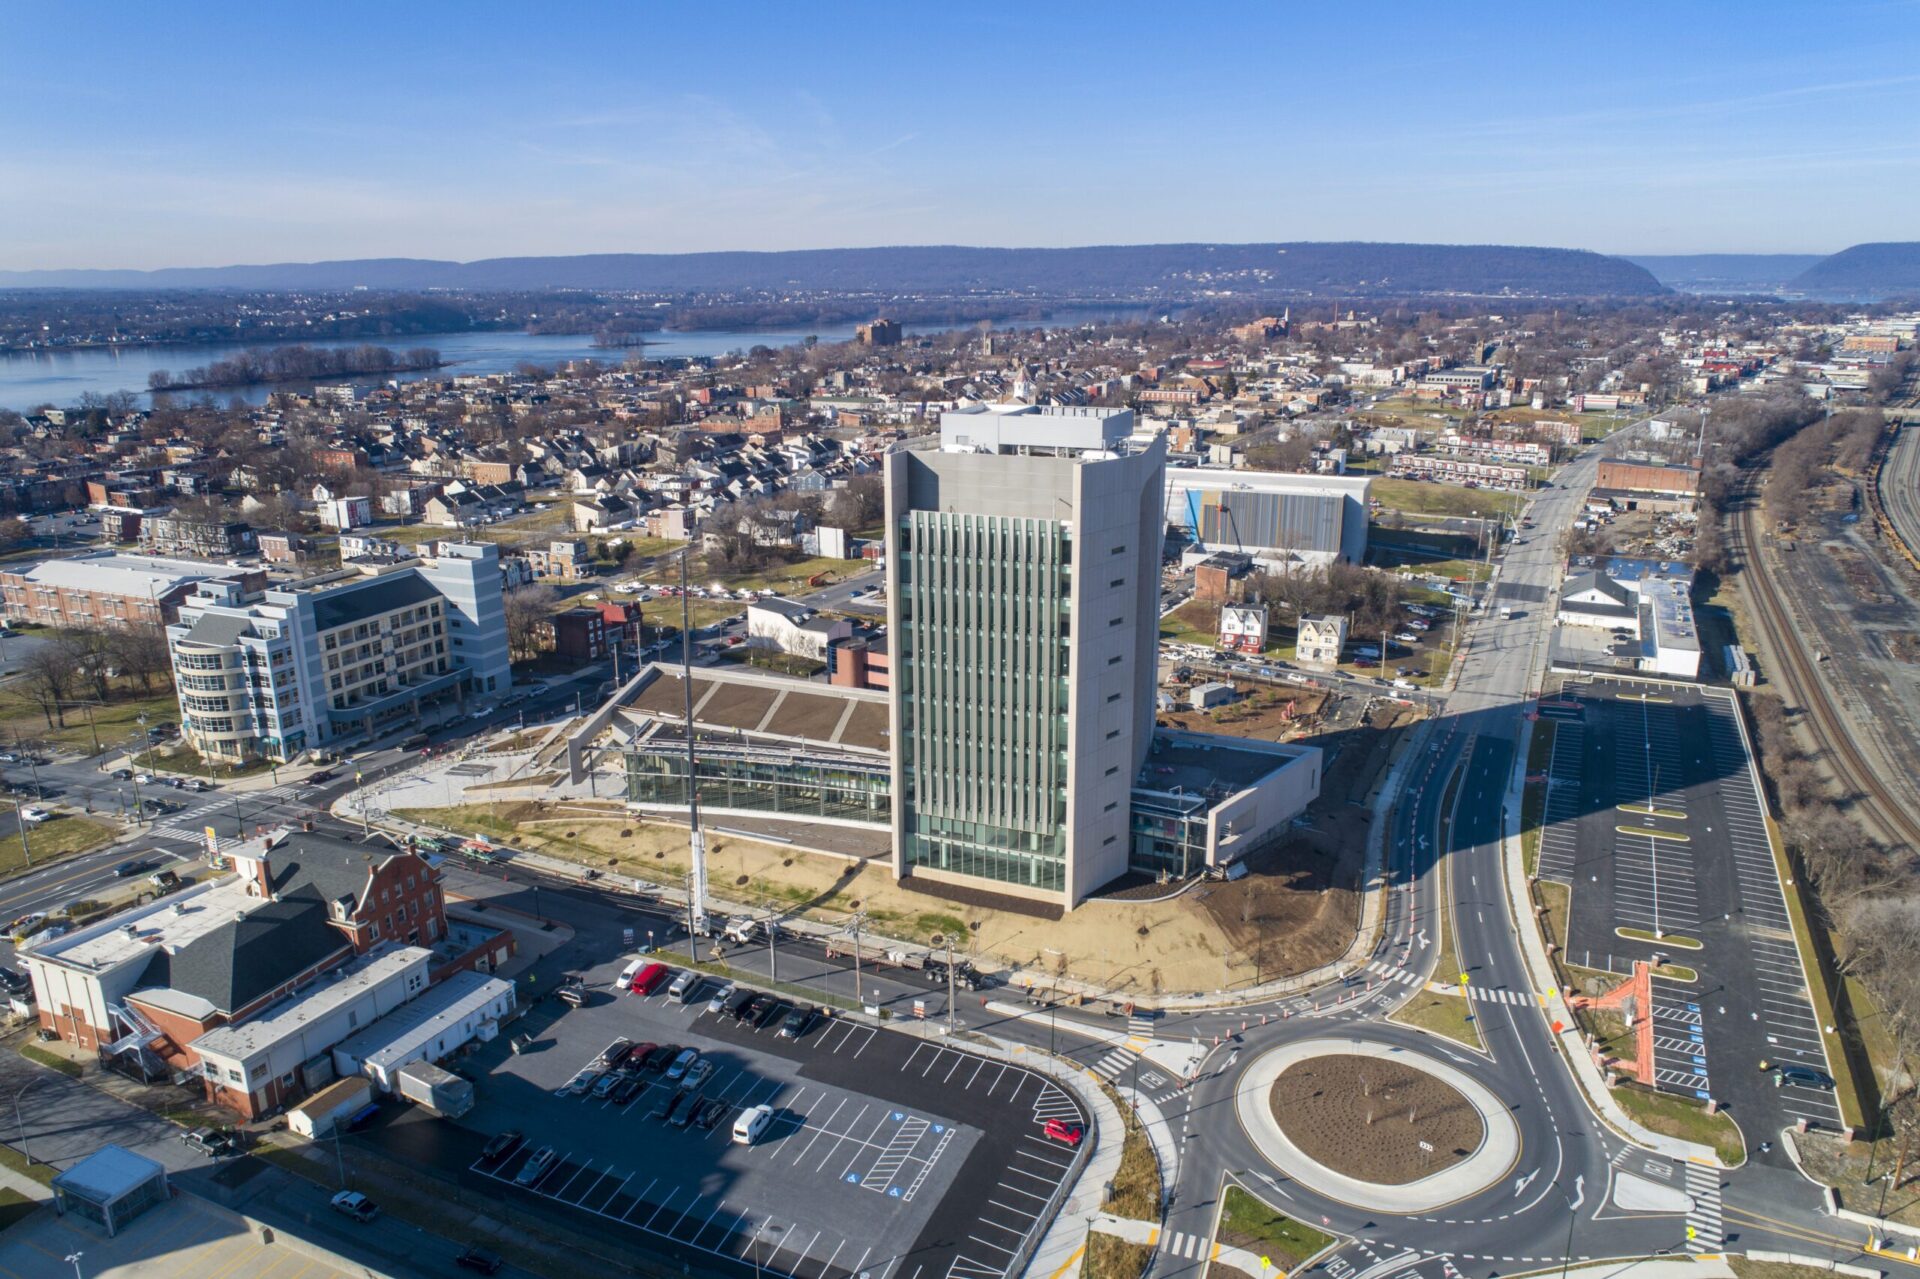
[0,242,1665,297]
[1788,243,1920,297]
[1627,254,1824,293]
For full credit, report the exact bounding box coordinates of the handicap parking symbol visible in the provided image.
[891,1111,904,1122]
[889,1187,902,1198]
[846,1173,861,1184]
[932,1124,944,1134]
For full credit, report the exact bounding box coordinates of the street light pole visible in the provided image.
[8,800,32,869]
[12,1077,45,1165]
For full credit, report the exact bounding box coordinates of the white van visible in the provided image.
[732,1104,774,1146]
[668,970,699,1004]
[615,958,645,991]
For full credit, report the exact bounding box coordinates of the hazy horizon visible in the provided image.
[4,2,1915,271]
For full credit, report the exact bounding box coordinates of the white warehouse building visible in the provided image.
[1165,470,1371,569]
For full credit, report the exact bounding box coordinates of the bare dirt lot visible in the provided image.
[1269,1054,1483,1184]
[407,791,1366,996]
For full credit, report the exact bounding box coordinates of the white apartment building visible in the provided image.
[168,542,510,762]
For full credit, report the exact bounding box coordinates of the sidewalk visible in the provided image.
[1084,1212,1265,1278]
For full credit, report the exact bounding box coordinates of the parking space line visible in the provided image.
[622,1178,658,1219]
[814,1103,871,1172]
[641,1186,681,1229]
[793,1096,849,1164]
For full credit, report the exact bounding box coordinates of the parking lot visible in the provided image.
[1534,678,1844,1137]
[451,961,1086,1279]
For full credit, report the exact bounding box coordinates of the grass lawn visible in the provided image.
[718,649,825,678]
[0,1142,55,1188]
[144,743,276,779]
[0,685,180,756]
[1521,721,1556,875]
[1391,558,1490,584]
[1083,1233,1153,1279]
[1371,478,1523,520]
[1099,1082,1162,1220]
[1612,1084,1744,1165]
[1159,600,1220,646]
[1538,880,1570,953]
[0,1185,36,1233]
[3,813,119,875]
[18,1043,81,1079]
[644,599,747,637]
[1216,1184,1336,1271]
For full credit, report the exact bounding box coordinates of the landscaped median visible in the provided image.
[1215,1184,1336,1274]
[1,812,118,876]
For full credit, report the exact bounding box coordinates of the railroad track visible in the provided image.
[1729,466,1920,851]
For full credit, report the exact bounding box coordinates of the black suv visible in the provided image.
[725,989,758,1021]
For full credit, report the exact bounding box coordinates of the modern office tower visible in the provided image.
[883,405,1166,907]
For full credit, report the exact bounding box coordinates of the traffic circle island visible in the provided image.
[1235,1037,1520,1212]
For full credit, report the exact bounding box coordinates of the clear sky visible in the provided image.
[5,1,1917,270]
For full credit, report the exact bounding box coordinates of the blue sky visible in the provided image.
[4,2,1917,269]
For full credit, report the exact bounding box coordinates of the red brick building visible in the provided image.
[19,829,512,1109]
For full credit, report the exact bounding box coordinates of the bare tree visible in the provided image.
[18,646,75,728]
[503,585,557,663]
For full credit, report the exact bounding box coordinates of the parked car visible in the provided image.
[732,1104,775,1146]
[182,1127,242,1157]
[1775,1065,1836,1091]
[640,1044,679,1073]
[1042,1119,1085,1147]
[754,998,792,1030]
[110,768,132,781]
[481,1130,524,1162]
[514,1146,558,1186]
[627,962,669,996]
[609,1075,644,1106]
[330,1190,380,1222]
[706,983,737,1015]
[655,1091,691,1125]
[679,1058,714,1091]
[664,1047,699,1081]
[455,1245,505,1275]
[591,1072,624,1100]
[599,1037,634,1067]
[777,1005,816,1040]
[726,989,758,1021]
[694,1097,729,1130]
[623,1041,659,1068]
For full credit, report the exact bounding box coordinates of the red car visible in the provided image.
[629,962,669,995]
[1042,1119,1084,1146]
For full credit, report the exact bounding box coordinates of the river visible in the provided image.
[0,304,1165,411]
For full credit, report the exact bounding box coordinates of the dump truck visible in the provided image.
[395,1061,474,1119]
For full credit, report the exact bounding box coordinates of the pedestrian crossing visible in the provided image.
[1093,1040,1144,1080]
[1362,962,1536,1005]
[1157,1228,1214,1261]
[1684,1161,1722,1252]
[146,781,311,837]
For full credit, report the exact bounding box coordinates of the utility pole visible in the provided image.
[767,919,778,984]
[8,804,30,869]
[851,911,868,1011]
[679,548,709,939]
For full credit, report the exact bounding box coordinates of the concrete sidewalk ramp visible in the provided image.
[1611,1170,1694,1213]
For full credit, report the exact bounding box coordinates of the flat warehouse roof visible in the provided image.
[333,968,512,1071]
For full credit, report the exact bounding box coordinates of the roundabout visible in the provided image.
[1233,1037,1521,1213]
